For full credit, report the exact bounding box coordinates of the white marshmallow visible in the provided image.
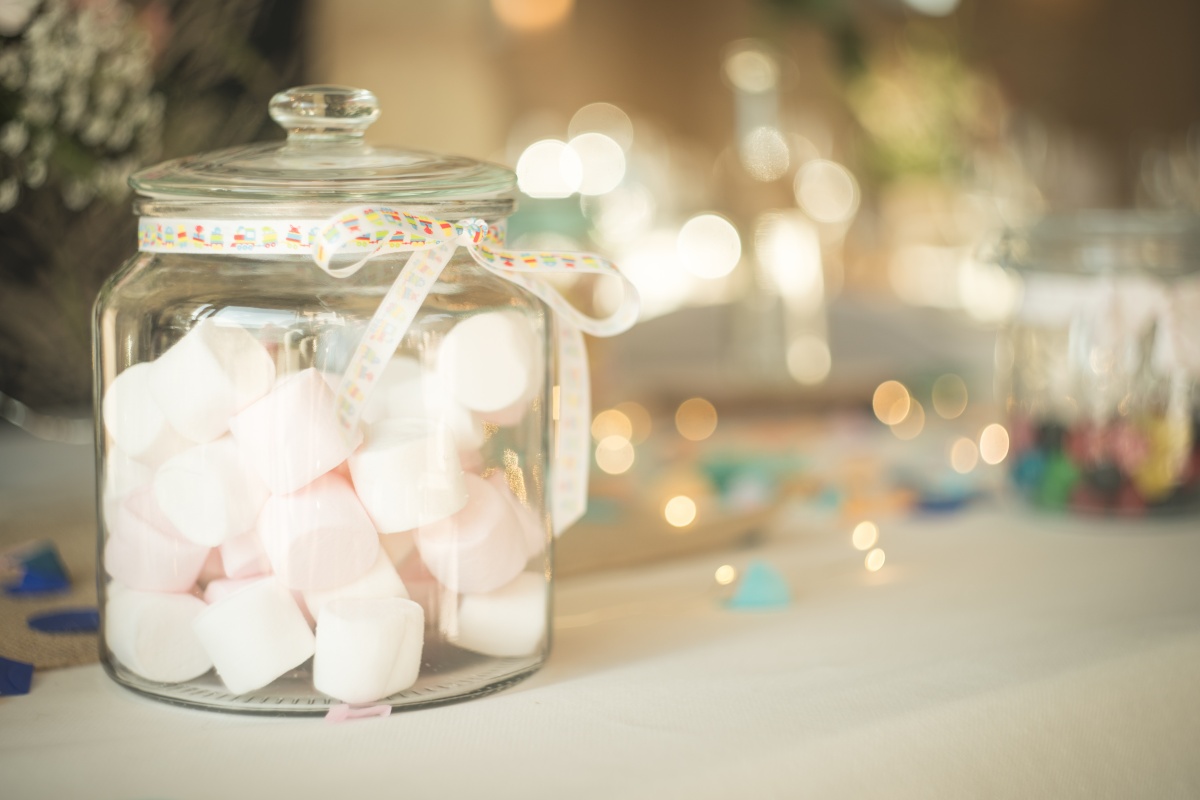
[349,419,468,533]
[415,473,527,594]
[148,318,275,443]
[219,530,272,580]
[103,363,194,465]
[451,572,548,658]
[359,356,423,425]
[230,368,363,494]
[303,551,408,622]
[202,576,262,605]
[439,311,539,415]
[257,473,379,590]
[192,577,316,695]
[486,471,546,558]
[104,486,211,593]
[106,587,213,683]
[313,597,425,704]
[153,436,269,547]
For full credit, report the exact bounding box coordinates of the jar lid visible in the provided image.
[991,211,1200,277]
[130,86,515,203]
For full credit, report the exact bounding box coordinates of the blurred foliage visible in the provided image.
[0,0,307,408]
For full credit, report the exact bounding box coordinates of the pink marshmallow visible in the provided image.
[257,473,379,591]
[104,486,211,593]
[231,368,364,494]
[415,473,527,595]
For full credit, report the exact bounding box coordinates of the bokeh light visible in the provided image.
[615,401,652,444]
[664,495,697,528]
[714,564,737,585]
[950,437,979,474]
[591,408,632,442]
[595,435,635,475]
[754,211,823,311]
[786,335,832,385]
[931,374,968,420]
[872,381,911,426]
[678,214,742,279]
[569,132,625,195]
[569,102,634,151]
[979,423,1010,465]
[852,521,879,551]
[891,399,925,440]
[865,548,886,572]
[794,159,860,224]
[516,139,582,198]
[675,397,718,441]
[491,0,574,32]
[583,182,656,246]
[724,43,779,93]
[739,126,790,182]
[903,0,960,17]
[605,229,689,320]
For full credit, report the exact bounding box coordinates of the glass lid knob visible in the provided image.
[269,85,380,142]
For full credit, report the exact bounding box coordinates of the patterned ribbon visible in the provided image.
[138,210,640,535]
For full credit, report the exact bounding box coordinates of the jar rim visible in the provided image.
[990,211,1200,277]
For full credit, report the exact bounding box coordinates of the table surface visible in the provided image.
[2,427,1200,799]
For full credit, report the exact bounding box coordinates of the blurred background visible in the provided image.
[3,0,1200,546]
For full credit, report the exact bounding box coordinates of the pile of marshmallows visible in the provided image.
[102,312,547,704]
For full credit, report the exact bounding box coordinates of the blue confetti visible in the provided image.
[27,608,100,634]
[3,542,70,596]
[0,656,33,696]
[726,560,791,611]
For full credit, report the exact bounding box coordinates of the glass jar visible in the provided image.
[93,87,599,713]
[992,212,1200,515]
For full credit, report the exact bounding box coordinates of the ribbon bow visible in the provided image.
[137,207,640,535]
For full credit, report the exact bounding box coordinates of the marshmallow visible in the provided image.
[451,572,548,658]
[360,356,423,425]
[313,597,424,704]
[202,576,262,605]
[257,473,379,590]
[192,577,316,695]
[231,368,363,494]
[220,530,272,580]
[103,363,194,465]
[487,471,546,558]
[415,473,527,594]
[349,419,468,533]
[439,311,540,415]
[355,356,488,453]
[153,436,269,547]
[104,486,211,593]
[148,318,275,443]
[102,447,154,530]
[303,551,408,622]
[106,587,213,683]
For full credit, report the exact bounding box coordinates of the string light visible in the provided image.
[872,381,911,426]
[595,436,634,475]
[675,398,718,441]
[852,521,879,551]
[865,548,886,572]
[931,374,968,419]
[979,423,1010,465]
[714,564,737,585]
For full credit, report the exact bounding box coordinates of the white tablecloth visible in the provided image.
[3,492,1199,799]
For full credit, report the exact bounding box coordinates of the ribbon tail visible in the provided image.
[551,321,590,536]
[333,243,456,440]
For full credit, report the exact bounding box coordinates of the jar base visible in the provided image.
[102,642,544,715]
